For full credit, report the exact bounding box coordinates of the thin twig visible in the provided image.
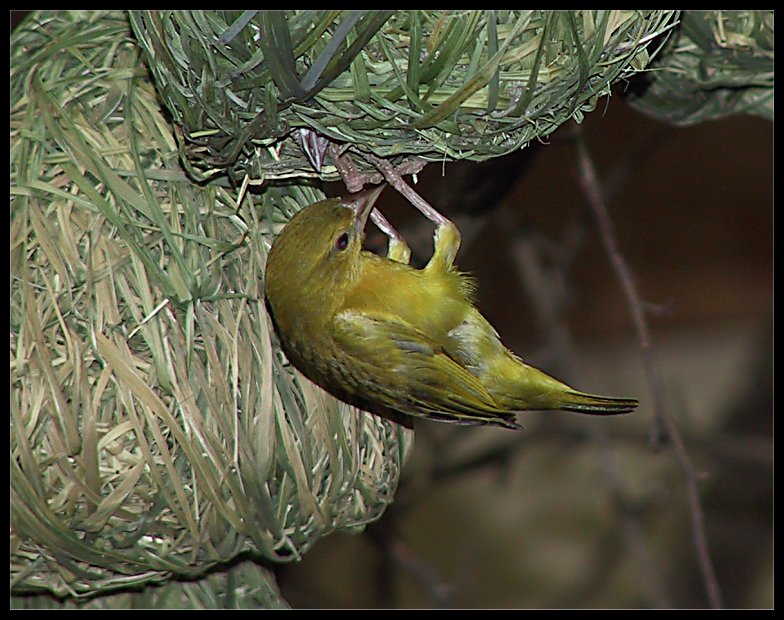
[367,514,458,608]
[502,208,671,607]
[571,123,723,610]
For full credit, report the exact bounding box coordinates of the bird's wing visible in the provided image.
[332,309,520,428]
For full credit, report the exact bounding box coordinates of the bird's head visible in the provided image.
[264,185,384,321]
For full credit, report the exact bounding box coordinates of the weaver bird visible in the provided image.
[264,186,638,429]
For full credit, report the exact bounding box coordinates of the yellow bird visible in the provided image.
[264,186,638,429]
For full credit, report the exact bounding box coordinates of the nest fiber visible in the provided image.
[12,560,289,610]
[129,10,679,183]
[11,11,412,599]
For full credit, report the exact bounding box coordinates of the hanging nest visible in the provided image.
[11,11,412,601]
[626,10,774,125]
[129,10,680,184]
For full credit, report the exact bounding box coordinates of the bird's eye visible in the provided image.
[334,232,350,251]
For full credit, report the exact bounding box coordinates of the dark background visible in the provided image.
[297,96,773,609]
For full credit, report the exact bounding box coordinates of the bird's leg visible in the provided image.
[370,210,412,264]
[361,152,461,271]
[328,143,369,193]
[330,146,412,264]
[428,218,461,273]
[361,152,449,226]
[348,190,412,264]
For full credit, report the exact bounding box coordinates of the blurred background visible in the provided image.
[279,97,773,609]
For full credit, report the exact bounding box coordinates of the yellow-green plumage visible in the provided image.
[264,191,638,430]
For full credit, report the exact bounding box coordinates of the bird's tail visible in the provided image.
[558,390,639,415]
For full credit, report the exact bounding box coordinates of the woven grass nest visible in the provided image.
[11,11,412,600]
[627,10,774,124]
[129,10,679,183]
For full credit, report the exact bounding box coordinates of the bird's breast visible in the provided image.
[342,253,470,338]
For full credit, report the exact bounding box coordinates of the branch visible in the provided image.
[501,206,671,607]
[367,515,458,608]
[571,123,723,610]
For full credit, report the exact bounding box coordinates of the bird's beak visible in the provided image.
[345,184,385,236]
